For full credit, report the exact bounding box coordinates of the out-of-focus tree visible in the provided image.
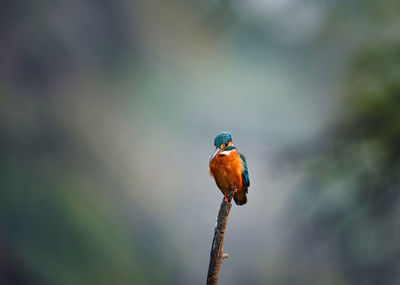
[282,4,400,283]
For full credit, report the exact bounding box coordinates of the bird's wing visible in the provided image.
[239,152,250,192]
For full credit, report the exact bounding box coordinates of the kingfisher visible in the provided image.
[209,132,250,205]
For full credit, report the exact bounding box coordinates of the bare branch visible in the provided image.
[206,187,235,285]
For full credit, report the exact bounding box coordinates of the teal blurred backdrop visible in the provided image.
[1,0,400,284]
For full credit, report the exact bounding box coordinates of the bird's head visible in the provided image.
[210,131,234,161]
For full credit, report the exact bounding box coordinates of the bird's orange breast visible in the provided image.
[209,150,244,196]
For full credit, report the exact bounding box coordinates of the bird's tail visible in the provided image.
[233,191,247,206]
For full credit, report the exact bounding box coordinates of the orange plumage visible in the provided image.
[209,148,247,205]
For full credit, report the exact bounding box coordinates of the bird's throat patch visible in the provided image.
[218,150,233,157]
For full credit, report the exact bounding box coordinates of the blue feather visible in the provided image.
[214,132,232,147]
[239,153,250,191]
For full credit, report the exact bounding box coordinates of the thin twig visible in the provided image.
[206,187,235,285]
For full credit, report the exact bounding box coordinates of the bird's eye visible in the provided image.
[224,143,228,148]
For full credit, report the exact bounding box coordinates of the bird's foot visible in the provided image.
[230,184,237,192]
[224,194,228,203]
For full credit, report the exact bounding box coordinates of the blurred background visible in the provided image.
[1,0,400,284]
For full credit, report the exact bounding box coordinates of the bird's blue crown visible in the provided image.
[214,132,232,147]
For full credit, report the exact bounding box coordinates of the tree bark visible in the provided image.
[206,188,235,285]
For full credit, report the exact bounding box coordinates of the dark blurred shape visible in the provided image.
[0,0,138,96]
[0,239,43,285]
[281,42,400,284]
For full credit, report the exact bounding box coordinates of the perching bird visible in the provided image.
[209,132,250,205]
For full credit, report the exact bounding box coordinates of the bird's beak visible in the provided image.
[210,147,221,161]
